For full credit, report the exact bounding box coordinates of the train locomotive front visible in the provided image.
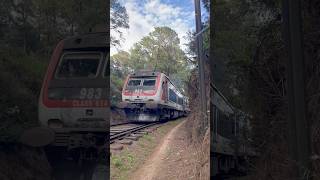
[120,70,189,122]
[38,32,109,153]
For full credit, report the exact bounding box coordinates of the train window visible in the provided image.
[211,105,216,134]
[143,79,156,86]
[217,110,234,139]
[128,79,141,86]
[103,54,110,77]
[178,97,183,105]
[56,52,102,78]
[169,89,177,102]
[232,123,235,134]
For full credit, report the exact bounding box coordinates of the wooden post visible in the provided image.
[194,0,207,123]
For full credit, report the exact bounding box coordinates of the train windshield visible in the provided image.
[47,52,107,100]
[126,77,157,91]
[56,53,101,78]
[128,79,141,86]
[143,79,156,86]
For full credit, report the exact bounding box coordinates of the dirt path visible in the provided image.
[131,120,200,180]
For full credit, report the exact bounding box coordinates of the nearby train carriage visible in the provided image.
[119,70,190,122]
[210,83,255,176]
[38,32,109,151]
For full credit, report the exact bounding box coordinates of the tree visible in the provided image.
[111,0,129,46]
[130,27,189,77]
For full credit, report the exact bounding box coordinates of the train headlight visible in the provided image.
[47,88,61,99]
[48,119,64,128]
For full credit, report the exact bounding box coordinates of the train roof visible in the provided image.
[130,70,161,77]
[211,83,235,114]
[62,32,109,50]
[211,83,252,117]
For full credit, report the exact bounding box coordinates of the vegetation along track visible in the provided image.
[110,122,161,144]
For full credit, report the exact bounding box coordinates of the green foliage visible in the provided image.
[111,151,136,180]
[211,0,262,104]
[110,51,132,106]
[129,27,189,76]
[111,155,123,169]
[0,49,47,142]
[142,134,152,142]
[0,0,107,55]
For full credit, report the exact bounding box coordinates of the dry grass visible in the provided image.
[184,67,210,180]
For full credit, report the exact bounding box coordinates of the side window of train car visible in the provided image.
[103,54,110,77]
[217,109,233,138]
[169,89,177,103]
[178,97,183,105]
[232,119,235,135]
[162,79,168,101]
[56,52,102,78]
[211,104,216,134]
[236,120,240,136]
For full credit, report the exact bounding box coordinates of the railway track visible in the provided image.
[110,122,160,144]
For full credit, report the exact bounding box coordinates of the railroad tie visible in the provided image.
[119,139,133,145]
[131,133,143,138]
[110,144,123,151]
[134,131,147,135]
[143,129,154,133]
[125,136,139,141]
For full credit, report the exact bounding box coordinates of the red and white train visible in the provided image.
[38,32,109,149]
[120,70,190,122]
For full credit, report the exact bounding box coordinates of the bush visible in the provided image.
[0,49,48,142]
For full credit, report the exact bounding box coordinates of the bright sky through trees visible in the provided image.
[111,0,208,55]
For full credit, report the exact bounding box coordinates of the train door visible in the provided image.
[161,77,168,102]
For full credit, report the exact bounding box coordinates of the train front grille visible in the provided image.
[53,132,70,146]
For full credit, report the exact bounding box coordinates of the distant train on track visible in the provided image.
[119,70,190,122]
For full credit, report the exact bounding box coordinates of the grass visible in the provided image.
[142,134,153,142]
[111,150,138,180]
[110,119,183,180]
[111,151,136,170]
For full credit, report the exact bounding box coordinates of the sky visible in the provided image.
[111,0,209,55]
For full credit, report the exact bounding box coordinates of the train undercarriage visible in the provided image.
[20,127,109,180]
[119,101,188,122]
[48,131,108,180]
[212,152,249,177]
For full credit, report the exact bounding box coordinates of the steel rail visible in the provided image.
[110,122,133,127]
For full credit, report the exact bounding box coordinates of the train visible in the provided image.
[38,32,109,158]
[119,70,190,122]
[210,83,255,177]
